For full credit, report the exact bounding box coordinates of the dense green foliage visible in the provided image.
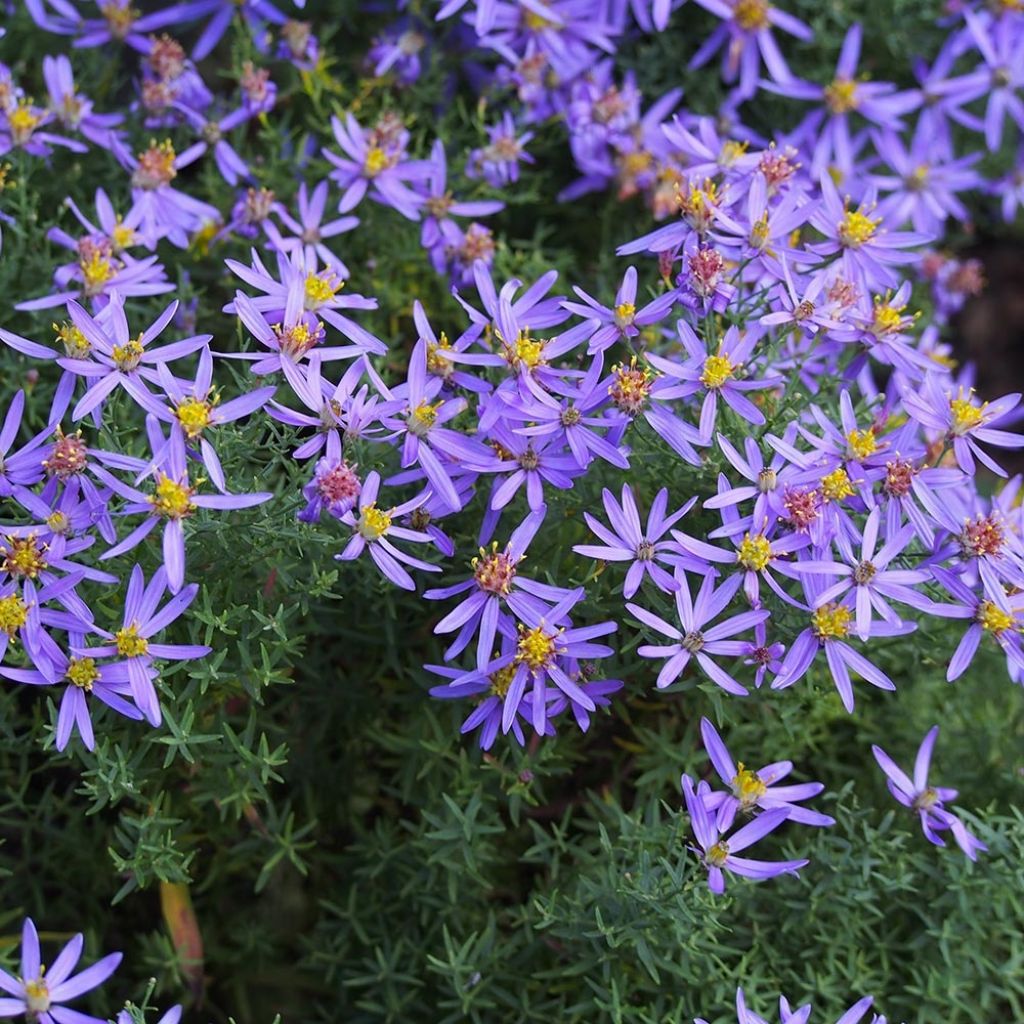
[0,1,1022,1022]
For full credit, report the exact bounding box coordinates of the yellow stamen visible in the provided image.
[357,503,392,540]
[737,534,772,571]
[837,208,879,248]
[700,353,735,389]
[731,762,767,807]
[516,624,560,670]
[150,474,195,520]
[812,602,852,640]
[978,601,1013,634]
[175,397,214,439]
[846,429,877,460]
[116,623,150,657]
[66,656,99,691]
[0,593,28,636]
[821,467,855,501]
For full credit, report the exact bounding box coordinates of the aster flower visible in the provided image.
[0,631,143,751]
[427,653,530,751]
[562,265,677,354]
[682,775,808,895]
[0,917,122,1023]
[56,295,211,422]
[425,506,569,669]
[122,137,220,248]
[324,112,431,219]
[771,577,911,712]
[872,726,987,860]
[267,180,359,276]
[145,348,275,491]
[646,322,779,442]
[763,24,918,177]
[416,140,504,275]
[498,586,616,735]
[787,507,931,639]
[336,471,440,591]
[74,565,210,726]
[42,53,124,149]
[627,570,768,694]
[741,621,785,688]
[704,427,804,537]
[0,390,52,497]
[467,111,535,187]
[380,328,495,513]
[927,566,1024,682]
[760,256,842,336]
[172,101,252,186]
[573,484,696,597]
[900,376,1023,476]
[226,248,385,357]
[809,174,930,290]
[94,422,271,592]
[699,717,835,832]
[688,0,812,99]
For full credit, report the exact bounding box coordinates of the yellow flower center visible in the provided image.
[700,353,735,389]
[2,536,47,579]
[150,474,195,520]
[812,602,852,640]
[837,209,879,248]
[821,467,855,501]
[825,78,859,114]
[116,623,150,657]
[949,390,985,435]
[112,338,144,372]
[66,656,99,691]
[720,139,750,165]
[101,2,138,36]
[613,302,636,329]
[9,103,40,143]
[364,146,390,176]
[408,400,440,436]
[846,429,877,460]
[731,763,767,807]
[426,332,453,378]
[516,625,560,670]
[705,841,730,866]
[132,139,177,190]
[0,593,28,636]
[978,601,1013,634]
[737,533,772,571]
[357,503,392,540]
[53,322,91,358]
[872,303,904,335]
[24,978,51,1013]
[175,397,213,439]
[80,250,116,293]
[489,664,516,698]
[46,511,70,535]
[304,272,341,309]
[112,222,136,250]
[734,0,770,29]
[506,329,546,371]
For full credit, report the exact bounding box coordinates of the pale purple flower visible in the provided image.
[872,726,987,860]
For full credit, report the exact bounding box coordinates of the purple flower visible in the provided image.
[647,322,779,442]
[927,566,1024,682]
[627,570,768,693]
[682,775,808,895]
[699,717,835,831]
[562,265,677,354]
[324,112,431,219]
[336,471,440,591]
[75,565,210,726]
[901,375,1023,477]
[786,508,931,639]
[809,174,930,290]
[467,112,535,187]
[771,577,910,713]
[95,422,271,593]
[267,180,359,276]
[688,0,812,98]
[498,586,616,735]
[56,295,210,422]
[425,506,566,668]
[574,484,696,597]
[0,917,122,1023]
[872,726,987,860]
